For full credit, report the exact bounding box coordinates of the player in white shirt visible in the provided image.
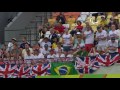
[83,26,94,52]
[107,37,118,53]
[109,24,119,40]
[96,26,107,52]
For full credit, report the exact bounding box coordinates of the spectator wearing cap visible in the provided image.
[62,28,73,52]
[73,34,85,50]
[106,37,118,54]
[56,12,66,24]
[7,38,17,52]
[22,43,33,59]
[49,28,59,44]
[109,24,119,40]
[83,25,94,52]
[41,44,51,58]
[40,37,51,49]
[99,15,107,27]
[20,37,30,49]
[96,26,107,53]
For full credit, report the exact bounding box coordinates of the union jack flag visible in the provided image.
[96,53,120,66]
[31,63,51,77]
[75,56,100,74]
[0,64,17,78]
[14,64,31,78]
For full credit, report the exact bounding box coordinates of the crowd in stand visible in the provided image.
[0,12,120,63]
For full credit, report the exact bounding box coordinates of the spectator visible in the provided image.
[117,24,120,54]
[54,42,63,53]
[24,49,34,60]
[47,49,56,62]
[90,12,99,22]
[83,26,94,52]
[108,18,118,28]
[10,43,21,60]
[107,37,118,54]
[62,29,73,52]
[33,49,44,59]
[1,44,8,59]
[41,44,51,58]
[22,43,33,59]
[55,49,65,58]
[73,33,85,50]
[104,25,110,33]
[99,15,107,27]
[82,22,90,33]
[77,12,89,23]
[96,26,107,53]
[66,50,73,58]
[109,24,119,39]
[56,12,66,24]
[43,18,51,29]
[7,38,17,52]
[54,22,65,34]
[75,21,83,32]
[20,37,30,49]
[49,28,59,44]
[52,38,58,49]
[73,46,88,57]
[40,37,51,48]
[70,22,83,37]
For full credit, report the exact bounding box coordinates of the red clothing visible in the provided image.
[54,26,65,33]
[118,48,120,54]
[85,44,94,52]
[76,25,83,31]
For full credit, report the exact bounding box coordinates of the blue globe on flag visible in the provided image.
[59,66,68,75]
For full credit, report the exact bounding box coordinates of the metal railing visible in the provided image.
[2,12,53,45]
[1,28,40,45]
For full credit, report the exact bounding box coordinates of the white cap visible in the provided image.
[101,15,105,18]
[76,32,81,35]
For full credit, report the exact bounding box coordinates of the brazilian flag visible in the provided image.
[51,62,78,75]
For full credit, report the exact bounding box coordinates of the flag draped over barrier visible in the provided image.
[0,53,119,78]
[50,62,78,75]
